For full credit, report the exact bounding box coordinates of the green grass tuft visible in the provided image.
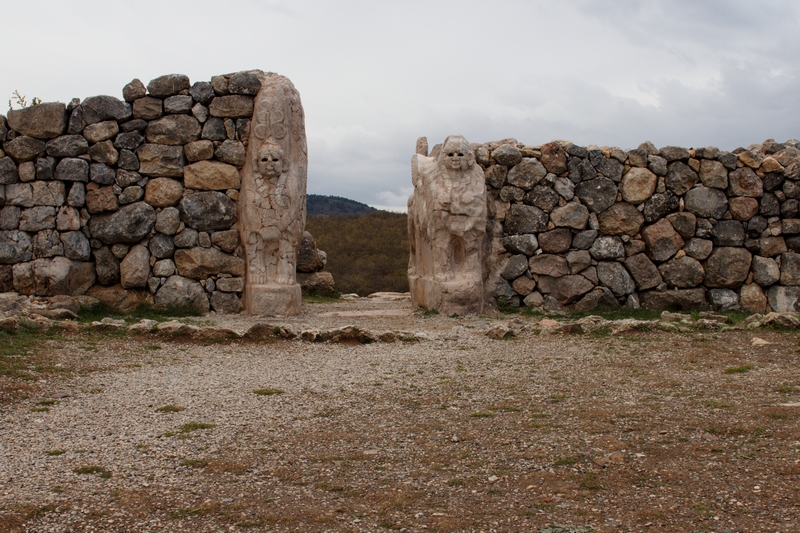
[724,365,754,374]
[254,388,285,396]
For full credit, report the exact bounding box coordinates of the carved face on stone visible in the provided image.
[257,144,285,179]
[440,136,473,172]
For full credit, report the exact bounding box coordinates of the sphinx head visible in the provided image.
[439,135,474,172]
[256,143,286,179]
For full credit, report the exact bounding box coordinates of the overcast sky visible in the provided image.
[3,0,799,211]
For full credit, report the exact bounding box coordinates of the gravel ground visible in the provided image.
[1,299,799,533]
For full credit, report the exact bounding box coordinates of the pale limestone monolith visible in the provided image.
[408,135,487,314]
[239,72,307,316]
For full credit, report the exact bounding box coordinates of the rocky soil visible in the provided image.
[1,297,799,533]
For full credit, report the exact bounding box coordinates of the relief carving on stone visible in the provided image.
[239,73,307,315]
[408,135,488,314]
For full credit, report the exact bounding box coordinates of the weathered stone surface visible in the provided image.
[571,286,620,312]
[46,134,88,157]
[524,185,559,212]
[178,191,237,231]
[184,140,214,162]
[0,157,17,185]
[502,254,529,280]
[152,259,175,277]
[296,232,323,272]
[729,197,759,221]
[641,219,684,262]
[575,178,617,214]
[210,291,243,314]
[704,247,752,288]
[539,142,567,174]
[119,149,139,171]
[504,204,548,234]
[31,229,63,258]
[760,193,780,217]
[184,161,240,190]
[568,158,595,183]
[565,250,591,274]
[149,233,175,259]
[766,285,800,312]
[699,159,728,188]
[61,231,90,261]
[119,185,143,205]
[683,186,728,219]
[123,79,147,102]
[507,158,547,190]
[201,118,227,141]
[659,146,690,162]
[164,95,194,114]
[85,186,119,214]
[6,183,33,207]
[174,247,243,279]
[752,255,780,286]
[145,115,201,146]
[56,205,80,231]
[4,136,46,162]
[83,121,119,144]
[597,202,644,236]
[7,103,67,139]
[214,140,246,167]
[93,246,119,285]
[594,156,624,182]
[640,288,708,311]
[529,255,569,277]
[484,165,507,188]
[683,238,713,261]
[297,271,336,295]
[54,158,89,183]
[89,163,115,185]
[13,257,94,296]
[491,144,522,167]
[589,235,625,260]
[620,167,657,204]
[155,275,209,312]
[740,283,768,313]
[189,81,215,105]
[147,74,191,98]
[572,229,598,250]
[624,253,662,290]
[81,95,132,124]
[728,167,763,197]
[88,202,156,244]
[538,228,572,254]
[708,288,740,311]
[554,177,574,200]
[781,251,800,286]
[536,274,594,304]
[0,230,32,264]
[759,236,787,257]
[208,95,254,118]
[597,261,635,296]
[120,245,150,289]
[174,228,198,248]
[511,275,536,296]
[642,192,679,222]
[115,169,141,187]
[132,97,163,121]
[31,181,65,207]
[663,212,694,239]
[136,144,185,177]
[658,256,705,288]
[87,140,118,164]
[19,206,56,232]
[665,161,698,195]
[711,220,745,247]
[155,207,181,236]
[550,201,589,230]
[114,131,144,151]
[0,206,20,229]
[501,234,537,256]
[229,72,262,95]
[144,178,183,207]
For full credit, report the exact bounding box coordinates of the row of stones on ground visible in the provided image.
[477,138,800,313]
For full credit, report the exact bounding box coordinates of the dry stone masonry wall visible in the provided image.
[0,72,325,314]
[480,137,800,313]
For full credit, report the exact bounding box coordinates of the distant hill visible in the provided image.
[306,194,376,216]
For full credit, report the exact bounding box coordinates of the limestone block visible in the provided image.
[85,187,119,214]
[88,201,156,244]
[120,244,150,289]
[123,79,147,102]
[728,167,763,197]
[178,191,237,231]
[624,253,662,290]
[597,261,636,296]
[641,219,684,262]
[83,121,119,143]
[703,247,752,288]
[4,136,46,162]
[144,178,183,207]
[154,275,209,312]
[136,144,185,177]
[575,178,617,214]
[81,95,132,124]
[174,247,243,279]
[620,167,657,204]
[32,181,65,206]
[597,202,643,236]
[184,160,240,190]
[145,115,201,145]
[658,256,705,288]
[6,103,67,139]
[147,74,191,97]
[209,95,255,118]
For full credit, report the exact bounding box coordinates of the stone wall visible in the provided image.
[479,138,800,313]
[0,72,325,313]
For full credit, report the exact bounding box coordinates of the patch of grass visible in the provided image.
[254,388,285,396]
[156,405,185,413]
[587,326,611,338]
[78,302,202,324]
[74,465,111,478]
[30,406,50,412]
[142,344,162,351]
[422,309,439,317]
[774,385,797,394]
[448,477,466,486]
[469,412,494,418]
[37,399,59,406]
[302,291,341,303]
[554,456,577,466]
[181,459,210,468]
[45,450,66,456]
[580,472,601,490]
[0,324,62,380]
[724,364,754,374]
[179,422,215,433]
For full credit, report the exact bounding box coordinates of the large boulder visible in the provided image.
[698,160,728,189]
[642,192,679,222]
[683,186,728,219]
[704,247,752,288]
[539,142,568,174]
[658,256,705,288]
[624,253,662,290]
[537,228,572,254]
[120,244,150,289]
[589,235,625,260]
[528,254,569,277]
[88,201,156,244]
[210,291,243,314]
[536,274,594,304]
[502,234,537,256]
[12,257,95,296]
[297,271,336,295]
[665,212,696,239]
[740,283,768,313]
[136,144,185,177]
[620,167,657,204]
[208,95,255,118]
[490,144,522,167]
[4,136,46,162]
[94,246,120,285]
[550,202,589,229]
[728,167,763,197]
[7,102,67,139]
[144,178,183,207]
[504,204,548,234]
[173,247,243,279]
[507,158,547,190]
[640,288,708,311]
[183,161,241,190]
[575,177,617,213]
[596,261,635,296]
[81,95,132,124]
[780,251,800,286]
[0,230,33,263]
[46,134,89,157]
[145,115,201,145]
[641,219,684,262]
[665,161,698,195]
[597,202,644,236]
[147,74,191,98]
[766,285,800,312]
[178,191,237,231]
[154,275,209,312]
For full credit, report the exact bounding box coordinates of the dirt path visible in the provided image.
[1,300,799,532]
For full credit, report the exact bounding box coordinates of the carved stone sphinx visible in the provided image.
[408,135,488,314]
[239,73,307,315]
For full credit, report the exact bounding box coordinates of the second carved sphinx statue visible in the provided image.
[408,135,488,314]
